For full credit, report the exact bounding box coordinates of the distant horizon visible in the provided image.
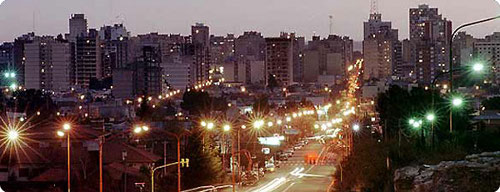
[0,0,498,42]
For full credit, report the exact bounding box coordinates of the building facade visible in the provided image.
[24,36,72,91]
[409,4,452,85]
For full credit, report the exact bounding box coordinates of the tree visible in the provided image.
[336,85,480,191]
[267,74,279,91]
[252,96,270,115]
[182,128,225,189]
[136,97,153,121]
[481,97,500,110]
[180,91,211,115]
[9,89,57,121]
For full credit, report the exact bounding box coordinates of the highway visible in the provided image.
[230,140,337,192]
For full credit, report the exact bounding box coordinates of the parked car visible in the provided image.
[294,145,302,150]
[279,153,289,161]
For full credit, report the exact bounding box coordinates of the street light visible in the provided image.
[452,97,463,107]
[426,113,436,147]
[253,120,264,129]
[63,123,71,131]
[411,120,422,129]
[352,124,360,132]
[223,124,231,132]
[7,130,19,141]
[57,122,72,192]
[448,15,500,133]
[409,118,415,125]
[426,113,436,122]
[206,122,215,130]
[134,126,142,134]
[57,130,65,137]
[267,121,273,127]
[472,63,484,73]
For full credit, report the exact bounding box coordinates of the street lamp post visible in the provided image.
[448,15,500,133]
[426,113,436,147]
[431,63,483,134]
[97,125,149,192]
[163,131,191,192]
[58,123,72,192]
[151,162,180,192]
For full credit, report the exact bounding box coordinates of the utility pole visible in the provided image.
[329,15,333,35]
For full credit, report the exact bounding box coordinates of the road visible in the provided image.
[229,140,337,192]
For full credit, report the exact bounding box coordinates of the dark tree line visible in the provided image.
[335,86,500,191]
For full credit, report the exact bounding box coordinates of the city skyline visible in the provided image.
[0,0,498,42]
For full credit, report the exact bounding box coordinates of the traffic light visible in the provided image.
[180,158,189,168]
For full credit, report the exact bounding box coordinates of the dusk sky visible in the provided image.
[0,0,498,42]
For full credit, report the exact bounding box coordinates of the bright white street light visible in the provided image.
[206,122,215,130]
[63,123,71,131]
[7,130,19,141]
[426,113,436,122]
[223,124,231,132]
[472,63,484,72]
[452,97,464,107]
[352,124,360,132]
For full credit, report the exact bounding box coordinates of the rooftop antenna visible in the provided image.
[370,0,379,14]
[32,11,36,33]
[329,15,333,35]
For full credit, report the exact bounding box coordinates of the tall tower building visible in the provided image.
[303,35,353,83]
[265,37,294,87]
[235,31,266,85]
[68,14,88,43]
[191,23,211,84]
[24,36,72,91]
[75,29,102,88]
[363,13,400,82]
[99,24,131,78]
[409,4,452,85]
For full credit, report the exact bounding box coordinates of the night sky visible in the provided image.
[0,0,498,42]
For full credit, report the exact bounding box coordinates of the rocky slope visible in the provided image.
[394,151,500,192]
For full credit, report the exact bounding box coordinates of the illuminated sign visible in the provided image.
[258,136,285,146]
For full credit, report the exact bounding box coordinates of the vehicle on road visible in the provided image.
[241,171,258,186]
[265,163,275,172]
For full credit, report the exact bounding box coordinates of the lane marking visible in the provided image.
[282,182,296,192]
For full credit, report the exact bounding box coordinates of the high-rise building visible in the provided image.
[75,29,102,88]
[235,31,266,85]
[210,34,235,67]
[409,4,452,85]
[112,46,162,98]
[191,23,211,84]
[98,24,130,41]
[474,32,500,84]
[99,24,131,78]
[131,33,192,92]
[453,32,476,68]
[11,32,36,86]
[265,36,294,86]
[68,14,88,43]
[363,13,400,82]
[363,13,393,40]
[162,55,191,90]
[0,43,15,77]
[303,35,353,83]
[24,36,72,91]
